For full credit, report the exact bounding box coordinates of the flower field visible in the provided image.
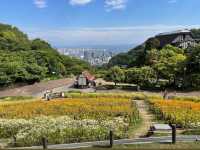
[64,92,148,100]
[0,95,139,147]
[0,116,130,146]
[0,98,136,119]
[148,98,200,128]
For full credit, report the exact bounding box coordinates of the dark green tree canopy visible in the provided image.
[104,66,125,85]
[145,37,160,50]
[0,23,91,86]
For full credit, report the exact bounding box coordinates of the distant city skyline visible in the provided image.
[58,47,115,66]
[1,0,200,47]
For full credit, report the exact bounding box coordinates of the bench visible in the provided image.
[44,92,65,100]
[148,124,176,143]
[152,124,172,131]
[147,124,172,137]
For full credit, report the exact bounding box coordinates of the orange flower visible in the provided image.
[0,98,136,120]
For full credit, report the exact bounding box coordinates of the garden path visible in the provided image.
[131,100,155,138]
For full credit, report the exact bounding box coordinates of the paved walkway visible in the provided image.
[0,78,74,97]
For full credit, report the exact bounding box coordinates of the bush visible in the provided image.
[190,74,200,89]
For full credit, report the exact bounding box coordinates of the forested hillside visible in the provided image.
[106,29,200,89]
[109,29,200,68]
[0,23,91,86]
[191,29,200,39]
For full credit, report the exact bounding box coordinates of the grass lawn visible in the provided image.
[78,142,200,150]
[0,96,34,101]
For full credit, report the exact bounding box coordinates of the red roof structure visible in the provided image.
[82,71,95,81]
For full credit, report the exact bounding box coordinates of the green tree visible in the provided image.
[152,45,187,85]
[145,49,159,65]
[186,45,200,73]
[125,66,157,87]
[0,23,92,86]
[104,66,125,85]
[191,29,200,39]
[145,37,160,50]
[108,53,131,67]
[108,45,146,68]
[185,45,200,88]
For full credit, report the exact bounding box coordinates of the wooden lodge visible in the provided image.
[155,29,197,49]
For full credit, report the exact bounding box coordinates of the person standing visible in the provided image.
[163,89,168,100]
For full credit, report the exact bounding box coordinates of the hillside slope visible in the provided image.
[108,29,200,68]
[0,23,91,87]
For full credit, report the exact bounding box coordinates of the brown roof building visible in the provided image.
[155,29,196,49]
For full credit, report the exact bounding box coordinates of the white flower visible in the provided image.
[0,116,130,146]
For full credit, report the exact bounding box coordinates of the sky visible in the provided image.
[1,0,200,48]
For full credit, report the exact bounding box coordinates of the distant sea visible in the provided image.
[55,44,136,54]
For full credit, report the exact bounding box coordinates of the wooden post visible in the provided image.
[109,130,114,148]
[171,124,176,144]
[47,95,50,101]
[42,137,48,149]
[61,92,65,98]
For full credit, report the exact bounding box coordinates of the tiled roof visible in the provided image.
[156,29,191,36]
[82,71,95,81]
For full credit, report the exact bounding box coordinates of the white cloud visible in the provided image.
[69,0,128,11]
[105,0,128,11]
[24,24,200,47]
[69,0,93,6]
[34,0,47,8]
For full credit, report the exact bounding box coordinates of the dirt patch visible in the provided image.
[0,78,74,97]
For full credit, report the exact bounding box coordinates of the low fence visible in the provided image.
[10,127,179,150]
[10,130,114,149]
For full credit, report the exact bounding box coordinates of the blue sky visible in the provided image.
[1,0,200,47]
